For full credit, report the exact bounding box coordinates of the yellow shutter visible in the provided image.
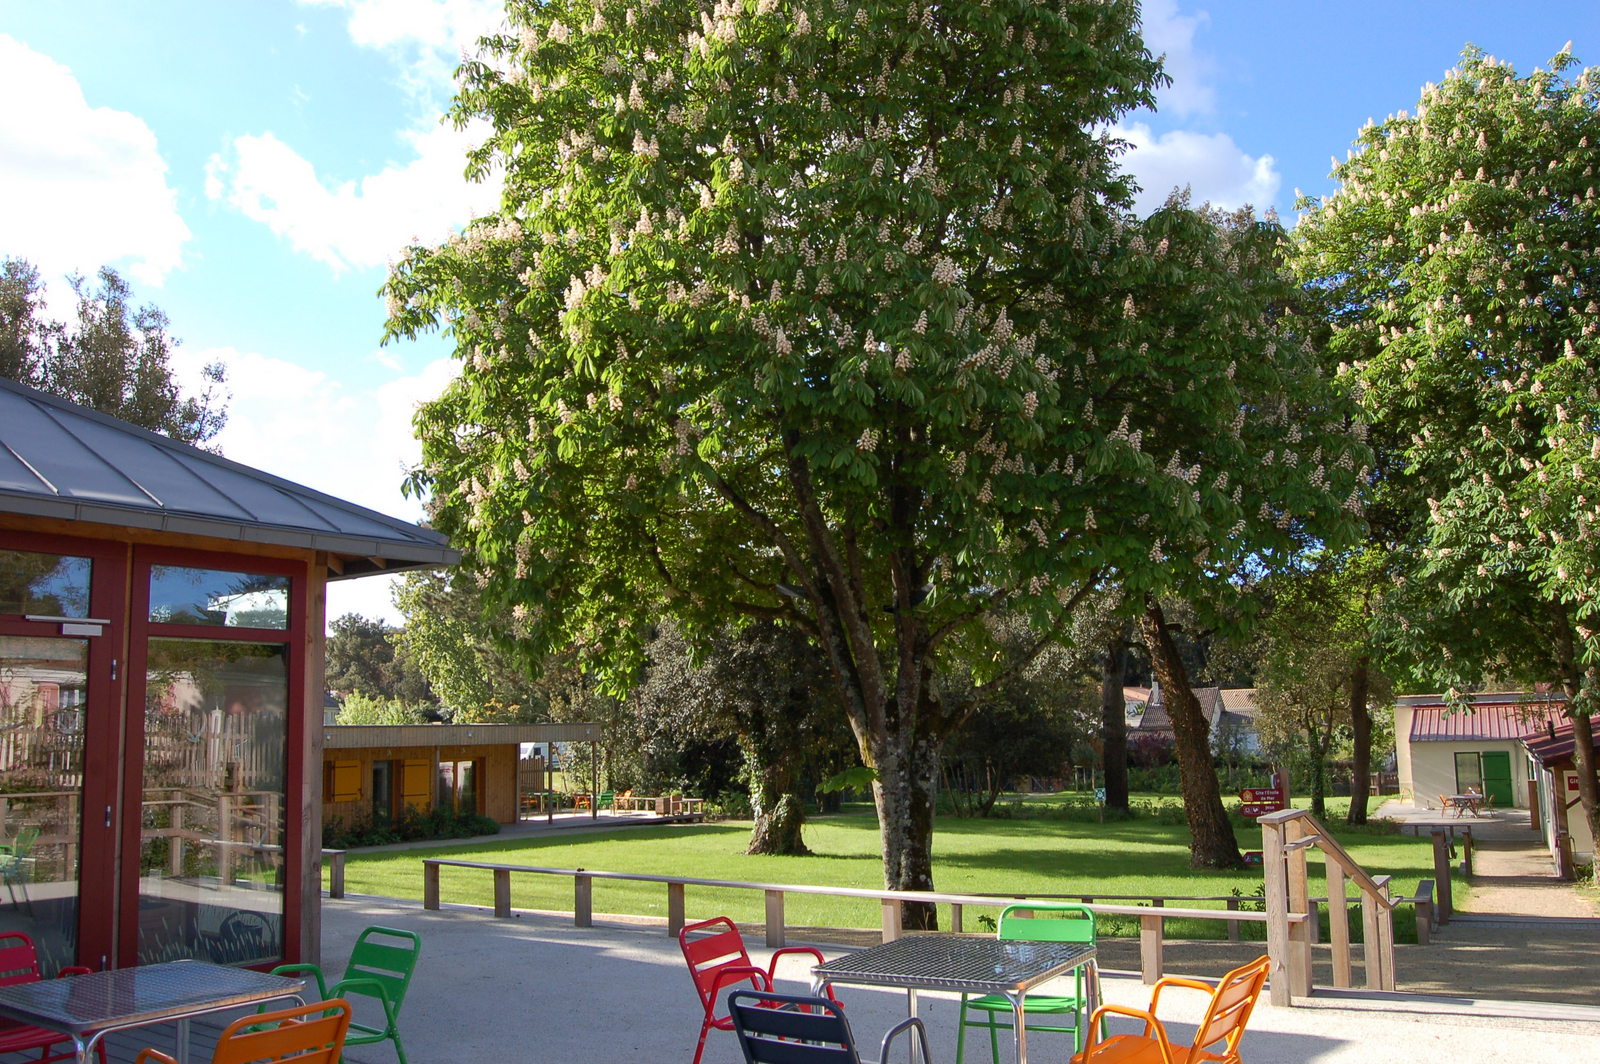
[329,760,361,803]
[401,759,432,811]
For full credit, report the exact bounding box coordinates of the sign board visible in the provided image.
[1569,775,1580,792]
[1242,850,1264,867]
[1237,781,1286,818]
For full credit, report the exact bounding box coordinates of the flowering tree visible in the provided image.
[385,0,1365,914]
[1292,47,1600,858]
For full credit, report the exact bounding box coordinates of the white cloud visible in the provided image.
[209,0,506,273]
[1115,122,1281,216]
[170,345,458,625]
[1138,0,1217,120]
[207,121,501,273]
[0,36,190,286]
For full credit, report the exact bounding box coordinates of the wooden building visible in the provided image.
[321,722,600,827]
[0,378,457,974]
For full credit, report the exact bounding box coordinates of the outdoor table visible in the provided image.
[1446,794,1485,818]
[811,936,1097,1064]
[0,959,306,1064]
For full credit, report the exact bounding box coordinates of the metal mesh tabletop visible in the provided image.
[813,937,1094,995]
[0,961,306,1037]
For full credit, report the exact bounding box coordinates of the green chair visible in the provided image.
[272,925,420,1064]
[956,903,1095,1064]
[0,827,40,914]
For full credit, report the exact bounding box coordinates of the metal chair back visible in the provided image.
[729,991,933,1064]
[133,1000,351,1064]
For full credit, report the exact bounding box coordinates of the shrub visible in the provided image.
[323,806,500,848]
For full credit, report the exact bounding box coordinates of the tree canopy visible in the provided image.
[0,258,227,445]
[1291,46,1600,852]
[385,0,1366,910]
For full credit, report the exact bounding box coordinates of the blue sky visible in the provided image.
[1,0,1594,625]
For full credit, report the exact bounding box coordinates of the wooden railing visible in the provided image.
[1258,809,1399,1005]
[420,859,1305,990]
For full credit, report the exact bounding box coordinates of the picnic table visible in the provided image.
[1445,793,1485,817]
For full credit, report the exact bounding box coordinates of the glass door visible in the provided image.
[0,537,126,973]
[123,551,299,969]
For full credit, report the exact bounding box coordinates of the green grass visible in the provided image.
[333,792,1439,942]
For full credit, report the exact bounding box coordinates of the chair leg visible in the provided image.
[988,1012,1003,1064]
[691,1017,713,1064]
[389,1032,409,1064]
[955,998,969,1064]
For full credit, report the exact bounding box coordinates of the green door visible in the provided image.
[1480,751,1514,807]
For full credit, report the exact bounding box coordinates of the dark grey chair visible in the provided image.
[728,990,933,1064]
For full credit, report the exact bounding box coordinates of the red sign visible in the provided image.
[1239,803,1279,818]
[1239,788,1281,803]
[1569,775,1580,792]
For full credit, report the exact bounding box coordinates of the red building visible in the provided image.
[0,378,456,973]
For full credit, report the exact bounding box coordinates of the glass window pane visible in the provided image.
[138,639,287,966]
[148,567,289,629]
[0,635,87,975]
[1454,752,1483,794]
[0,551,92,618]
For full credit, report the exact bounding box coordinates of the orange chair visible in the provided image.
[678,916,832,1064]
[133,999,351,1064]
[1072,955,1271,1064]
[0,932,104,1064]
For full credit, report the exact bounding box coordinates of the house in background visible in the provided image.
[1393,692,1564,813]
[1128,683,1263,757]
[0,377,457,974]
[321,721,600,828]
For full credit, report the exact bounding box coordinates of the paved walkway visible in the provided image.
[1369,801,1600,1006]
[315,894,1600,1064]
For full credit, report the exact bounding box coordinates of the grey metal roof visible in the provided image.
[0,376,458,577]
[324,722,602,749]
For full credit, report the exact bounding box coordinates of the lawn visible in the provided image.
[333,794,1439,942]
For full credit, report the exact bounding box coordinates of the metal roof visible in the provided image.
[324,722,602,749]
[0,377,458,577]
[1407,702,1565,742]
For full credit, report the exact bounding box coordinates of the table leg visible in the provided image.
[1007,991,1028,1064]
[176,1016,190,1064]
[905,989,923,1064]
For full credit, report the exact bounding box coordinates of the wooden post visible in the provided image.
[1262,816,1292,1006]
[1286,823,1313,1000]
[1374,876,1396,991]
[1460,828,1474,877]
[765,890,786,948]
[1326,862,1351,988]
[1139,913,1164,985]
[322,849,345,899]
[1413,880,1433,946]
[1359,888,1382,990]
[668,882,685,938]
[494,868,512,918]
[1225,898,1240,942]
[1528,779,1541,833]
[169,803,185,877]
[1430,830,1452,922]
[951,903,963,934]
[575,874,593,927]
[881,898,902,942]
[423,861,440,910]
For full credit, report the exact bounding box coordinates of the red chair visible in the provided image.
[0,932,105,1064]
[678,916,832,1064]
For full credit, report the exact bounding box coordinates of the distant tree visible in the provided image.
[335,692,428,726]
[635,620,852,854]
[0,258,227,445]
[940,614,1095,816]
[325,613,435,706]
[1290,47,1600,858]
[393,569,536,720]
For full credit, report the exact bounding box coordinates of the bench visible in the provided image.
[1409,879,1434,944]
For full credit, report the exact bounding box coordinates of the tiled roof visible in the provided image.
[0,377,458,577]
